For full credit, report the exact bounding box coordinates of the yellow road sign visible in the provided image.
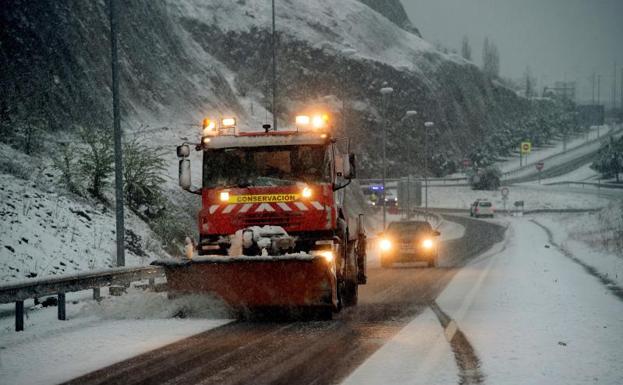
[520,142,532,154]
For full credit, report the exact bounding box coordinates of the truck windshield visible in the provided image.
[203,145,330,188]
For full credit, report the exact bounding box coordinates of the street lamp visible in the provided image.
[380,87,394,230]
[340,48,357,135]
[404,111,418,218]
[424,121,434,217]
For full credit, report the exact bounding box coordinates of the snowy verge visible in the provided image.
[341,308,458,385]
[535,210,623,287]
[434,218,623,385]
[0,288,232,385]
[0,172,169,283]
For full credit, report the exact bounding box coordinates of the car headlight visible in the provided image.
[422,239,434,249]
[379,238,392,251]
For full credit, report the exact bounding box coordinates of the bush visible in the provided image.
[122,137,167,216]
[52,142,81,194]
[77,127,115,200]
[469,166,501,190]
[591,136,623,182]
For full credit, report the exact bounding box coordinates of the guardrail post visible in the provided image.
[16,300,24,331]
[58,293,66,321]
[93,287,101,301]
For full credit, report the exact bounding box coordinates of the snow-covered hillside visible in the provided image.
[0,152,169,282]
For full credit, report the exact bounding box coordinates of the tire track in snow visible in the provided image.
[429,302,485,385]
[531,219,623,301]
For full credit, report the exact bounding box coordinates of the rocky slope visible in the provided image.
[0,0,550,179]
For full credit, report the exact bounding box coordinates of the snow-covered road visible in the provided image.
[343,217,623,385]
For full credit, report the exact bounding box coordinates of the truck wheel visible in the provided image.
[341,279,358,307]
[380,256,392,268]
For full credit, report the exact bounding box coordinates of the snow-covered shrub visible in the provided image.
[122,136,167,217]
[52,142,81,194]
[591,136,623,182]
[77,127,114,200]
[469,166,501,190]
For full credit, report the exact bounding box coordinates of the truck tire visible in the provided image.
[341,279,358,307]
[380,256,392,268]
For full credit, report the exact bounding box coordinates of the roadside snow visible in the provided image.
[426,185,610,211]
[435,218,623,384]
[536,209,623,287]
[497,125,615,174]
[0,289,231,385]
[0,173,169,283]
[341,308,458,385]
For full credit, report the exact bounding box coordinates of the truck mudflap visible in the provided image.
[152,255,338,312]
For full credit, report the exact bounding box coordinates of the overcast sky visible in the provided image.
[402,0,623,104]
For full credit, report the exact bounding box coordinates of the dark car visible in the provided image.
[378,221,441,268]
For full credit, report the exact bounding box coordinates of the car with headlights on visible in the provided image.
[378,221,441,268]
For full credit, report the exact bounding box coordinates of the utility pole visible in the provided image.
[613,61,617,112]
[380,87,393,230]
[592,72,596,105]
[108,0,125,266]
[620,66,623,115]
[597,75,601,105]
[424,121,434,218]
[271,0,277,131]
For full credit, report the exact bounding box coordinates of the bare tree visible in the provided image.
[482,37,500,78]
[524,66,536,98]
[461,35,472,61]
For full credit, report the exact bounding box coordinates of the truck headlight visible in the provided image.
[317,250,334,262]
[302,186,312,198]
[422,239,434,249]
[379,238,392,251]
[220,191,230,202]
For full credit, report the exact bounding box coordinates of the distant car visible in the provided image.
[470,199,494,218]
[378,221,441,268]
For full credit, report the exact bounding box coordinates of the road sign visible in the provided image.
[536,161,544,171]
[501,187,510,197]
[520,142,532,154]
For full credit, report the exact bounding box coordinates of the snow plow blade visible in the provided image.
[152,255,338,314]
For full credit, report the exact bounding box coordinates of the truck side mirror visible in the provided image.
[179,159,191,190]
[348,153,357,179]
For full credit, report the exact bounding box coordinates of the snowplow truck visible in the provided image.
[155,115,367,318]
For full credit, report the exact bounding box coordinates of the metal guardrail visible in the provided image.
[0,266,165,331]
[544,181,623,189]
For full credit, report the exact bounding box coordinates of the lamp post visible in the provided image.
[341,48,357,135]
[380,87,394,230]
[404,110,418,218]
[424,121,434,217]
